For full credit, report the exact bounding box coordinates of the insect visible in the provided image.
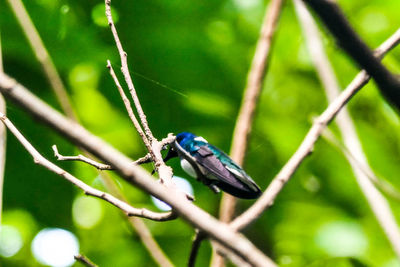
[164,132,261,199]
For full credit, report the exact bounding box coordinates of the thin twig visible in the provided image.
[322,129,400,202]
[106,60,153,156]
[6,0,77,119]
[188,230,206,267]
[104,1,174,185]
[0,112,176,221]
[105,0,154,143]
[53,145,114,170]
[230,27,400,231]
[294,0,400,258]
[53,145,153,170]
[0,31,3,73]
[74,254,98,267]
[303,0,400,110]
[0,32,5,225]
[0,73,276,267]
[5,2,175,264]
[97,171,174,267]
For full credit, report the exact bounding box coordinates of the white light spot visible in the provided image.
[315,221,368,257]
[232,0,260,10]
[32,228,79,267]
[152,177,194,211]
[72,196,104,229]
[0,225,23,257]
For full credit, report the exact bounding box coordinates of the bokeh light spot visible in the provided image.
[92,3,119,27]
[315,221,368,257]
[31,228,79,267]
[73,196,104,229]
[0,225,23,257]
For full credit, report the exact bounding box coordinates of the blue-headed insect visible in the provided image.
[164,132,261,199]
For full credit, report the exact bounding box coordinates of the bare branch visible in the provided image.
[218,0,284,223]
[0,31,3,73]
[214,1,284,265]
[188,230,206,267]
[0,96,6,225]
[5,1,175,263]
[53,145,114,170]
[0,31,5,226]
[0,112,176,221]
[53,145,154,170]
[106,60,153,155]
[74,254,98,267]
[303,0,400,110]
[230,27,400,231]
[97,171,174,267]
[6,0,77,119]
[105,0,154,142]
[294,0,400,257]
[0,73,276,267]
[322,129,400,202]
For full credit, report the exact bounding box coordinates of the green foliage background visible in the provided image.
[1,0,400,266]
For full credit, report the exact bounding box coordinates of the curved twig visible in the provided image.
[0,113,176,222]
[230,27,400,231]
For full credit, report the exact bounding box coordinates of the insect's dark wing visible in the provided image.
[193,145,261,199]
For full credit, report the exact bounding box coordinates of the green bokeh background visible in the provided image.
[1,0,400,266]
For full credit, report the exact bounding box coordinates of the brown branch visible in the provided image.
[0,96,6,225]
[214,1,284,265]
[0,31,3,73]
[218,0,284,223]
[0,73,276,267]
[104,1,175,185]
[97,171,174,267]
[6,0,77,119]
[188,230,206,267]
[229,27,400,231]
[303,0,400,111]
[0,32,5,226]
[74,254,98,267]
[294,0,400,257]
[322,129,400,202]
[105,0,154,143]
[0,112,176,221]
[106,60,153,157]
[53,145,114,170]
[53,145,153,170]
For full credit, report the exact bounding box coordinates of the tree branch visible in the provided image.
[53,145,114,170]
[0,33,5,225]
[5,1,175,263]
[105,0,154,143]
[106,61,153,154]
[322,129,400,202]
[294,0,400,257]
[214,0,284,265]
[303,0,400,111]
[74,254,98,267]
[0,73,276,267]
[188,230,206,267]
[229,27,400,231]
[6,0,77,119]
[0,112,176,221]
